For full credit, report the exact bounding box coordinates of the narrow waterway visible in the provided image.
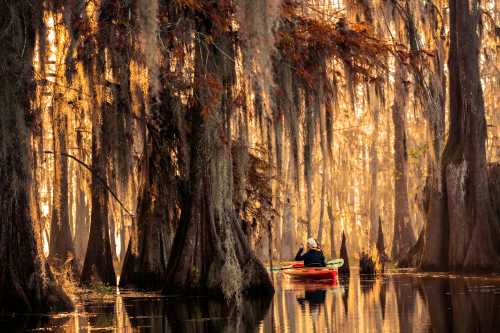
[2,269,500,332]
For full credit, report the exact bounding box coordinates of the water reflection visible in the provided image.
[1,271,500,332]
[260,270,500,333]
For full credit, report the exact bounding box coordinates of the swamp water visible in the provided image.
[1,269,500,332]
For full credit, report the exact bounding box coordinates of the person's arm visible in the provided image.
[295,246,305,261]
[320,251,326,267]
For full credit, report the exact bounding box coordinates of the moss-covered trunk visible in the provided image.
[0,0,72,313]
[163,6,272,299]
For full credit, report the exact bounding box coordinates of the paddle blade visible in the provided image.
[327,258,344,268]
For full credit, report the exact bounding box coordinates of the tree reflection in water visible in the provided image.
[2,271,500,332]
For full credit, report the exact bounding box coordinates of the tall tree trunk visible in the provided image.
[80,100,116,285]
[49,102,75,265]
[327,205,336,258]
[369,85,380,245]
[163,13,272,299]
[414,0,447,271]
[0,0,72,313]
[391,62,416,260]
[317,84,328,245]
[440,0,499,271]
[304,90,315,239]
[317,174,326,244]
[73,92,91,266]
[48,7,77,269]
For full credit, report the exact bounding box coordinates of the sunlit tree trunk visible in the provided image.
[369,86,380,245]
[304,90,315,239]
[328,205,336,258]
[0,0,72,313]
[74,175,90,265]
[413,0,447,270]
[317,84,328,245]
[49,99,75,265]
[391,62,416,260]
[48,9,76,269]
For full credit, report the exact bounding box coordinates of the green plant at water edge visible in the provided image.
[91,283,114,294]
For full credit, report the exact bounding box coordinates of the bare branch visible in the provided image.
[44,151,134,216]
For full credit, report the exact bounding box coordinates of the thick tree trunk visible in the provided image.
[120,135,176,289]
[440,0,499,271]
[397,0,448,271]
[391,63,416,261]
[0,1,72,313]
[80,102,117,286]
[163,16,272,299]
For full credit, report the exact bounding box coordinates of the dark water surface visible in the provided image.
[2,269,500,332]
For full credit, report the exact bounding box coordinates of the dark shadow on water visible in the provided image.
[125,297,167,331]
[359,274,376,294]
[379,275,388,321]
[124,293,272,332]
[340,274,350,316]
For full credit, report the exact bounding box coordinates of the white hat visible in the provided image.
[307,238,317,248]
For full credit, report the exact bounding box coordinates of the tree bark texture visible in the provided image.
[440,0,499,271]
[0,0,73,313]
[163,11,273,299]
[391,62,416,260]
[80,101,117,286]
[120,128,177,289]
[49,95,76,266]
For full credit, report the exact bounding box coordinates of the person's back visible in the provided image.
[295,238,326,267]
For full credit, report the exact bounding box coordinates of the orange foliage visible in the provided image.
[275,2,414,89]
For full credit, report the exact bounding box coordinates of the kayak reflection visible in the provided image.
[296,288,327,312]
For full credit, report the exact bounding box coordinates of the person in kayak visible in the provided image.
[295,238,326,267]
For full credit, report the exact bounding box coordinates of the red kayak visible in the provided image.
[283,267,337,280]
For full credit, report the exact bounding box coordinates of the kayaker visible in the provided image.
[295,238,326,267]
